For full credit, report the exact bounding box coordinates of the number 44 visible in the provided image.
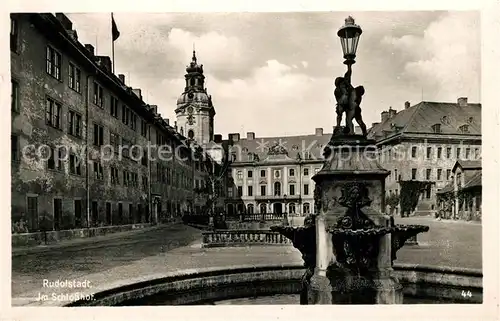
[461,290,472,298]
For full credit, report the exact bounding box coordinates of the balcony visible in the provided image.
[254,195,302,202]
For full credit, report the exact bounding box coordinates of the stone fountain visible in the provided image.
[270,16,429,305]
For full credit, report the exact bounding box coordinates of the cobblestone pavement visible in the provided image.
[11,216,481,306]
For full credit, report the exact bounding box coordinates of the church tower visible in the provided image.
[175,50,215,145]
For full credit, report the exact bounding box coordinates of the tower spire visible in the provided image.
[192,43,197,64]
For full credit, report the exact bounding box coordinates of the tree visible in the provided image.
[399,180,434,217]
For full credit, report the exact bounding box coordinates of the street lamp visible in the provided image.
[337,16,363,65]
[283,194,289,226]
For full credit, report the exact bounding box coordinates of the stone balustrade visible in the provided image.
[202,230,291,248]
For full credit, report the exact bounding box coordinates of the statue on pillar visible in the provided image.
[334,64,368,136]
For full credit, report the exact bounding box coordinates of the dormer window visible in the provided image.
[459,124,469,133]
[441,116,450,125]
[431,124,441,133]
[242,147,248,153]
[467,117,474,124]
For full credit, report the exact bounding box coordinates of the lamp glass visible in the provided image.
[339,29,361,58]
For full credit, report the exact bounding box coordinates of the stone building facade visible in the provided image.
[10,13,210,234]
[368,99,482,215]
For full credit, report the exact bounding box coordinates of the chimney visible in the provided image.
[457,97,468,107]
[132,88,142,100]
[404,101,411,109]
[229,133,240,142]
[247,132,255,140]
[96,56,112,73]
[388,107,397,119]
[214,134,223,143]
[84,44,94,56]
[315,128,323,136]
[149,105,158,114]
[118,74,125,84]
[55,13,73,30]
[381,111,390,123]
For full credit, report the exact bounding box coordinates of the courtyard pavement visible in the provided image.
[11,216,482,306]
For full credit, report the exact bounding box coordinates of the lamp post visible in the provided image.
[337,16,363,66]
[283,194,289,226]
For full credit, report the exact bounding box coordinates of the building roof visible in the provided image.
[225,132,333,163]
[452,160,482,172]
[464,172,482,190]
[368,101,481,142]
[436,183,454,194]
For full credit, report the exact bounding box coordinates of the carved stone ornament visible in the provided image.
[336,182,375,229]
[267,142,288,156]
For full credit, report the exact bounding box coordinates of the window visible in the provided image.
[288,203,296,214]
[465,148,471,159]
[93,82,104,107]
[426,169,431,180]
[45,97,61,129]
[446,169,451,180]
[142,175,148,190]
[437,169,442,180]
[53,198,62,230]
[47,147,63,171]
[248,186,253,197]
[260,203,267,214]
[274,182,281,196]
[459,125,469,133]
[27,196,39,231]
[446,147,452,158]
[260,185,266,196]
[93,124,104,146]
[130,113,137,131]
[46,46,61,80]
[474,148,480,159]
[11,79,19,112]
[141,150,148,166]
[260,170,266,177]
[303,203,310,214]
[227,187,233,198]
[237,171,243,179]
[141,120,147,137]
[274,170,280,178]
[432,124,441,133]
[411,168,417,180]
[394,169,398,181]
[93,162,103,180]
[111,167,119,184]
[10,17,18,52]
[437,147,442,159]
[67,110,82,137]
[69,154,81,175]
[110,96,119,118]
[303,168,309,176]
[248,170,253,178]
[123,170,130,186]
[110,133,120,153]
[426,147,432,159]
[289,184,295,195]
[11,135,18,162]
[129,204,134,222]
[122,105,129,125]
[304,184,309,195]
[237,186,243,197]
[411,146,417,158]
[105,202,111,225]
[456,148,461,159]
[247,204,254,214]
[121,139,131,158]
[289,168,295,176]
[68,63,81,92]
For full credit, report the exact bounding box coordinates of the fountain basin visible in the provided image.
[64,263,482,306]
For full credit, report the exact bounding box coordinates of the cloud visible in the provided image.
[381,12,480,102]
[301,61,309,68]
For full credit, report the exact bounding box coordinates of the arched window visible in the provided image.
[247,204,254,214]
[303,203,310,214]
[288,203,296,214]
[459,124,469,133]
[190,78,195,86]
[188,130,194,139]
[237,203,244,214]
[259,203,267,214]
[274,182,281,196]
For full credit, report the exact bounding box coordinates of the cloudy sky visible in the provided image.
[66,11,480,138]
